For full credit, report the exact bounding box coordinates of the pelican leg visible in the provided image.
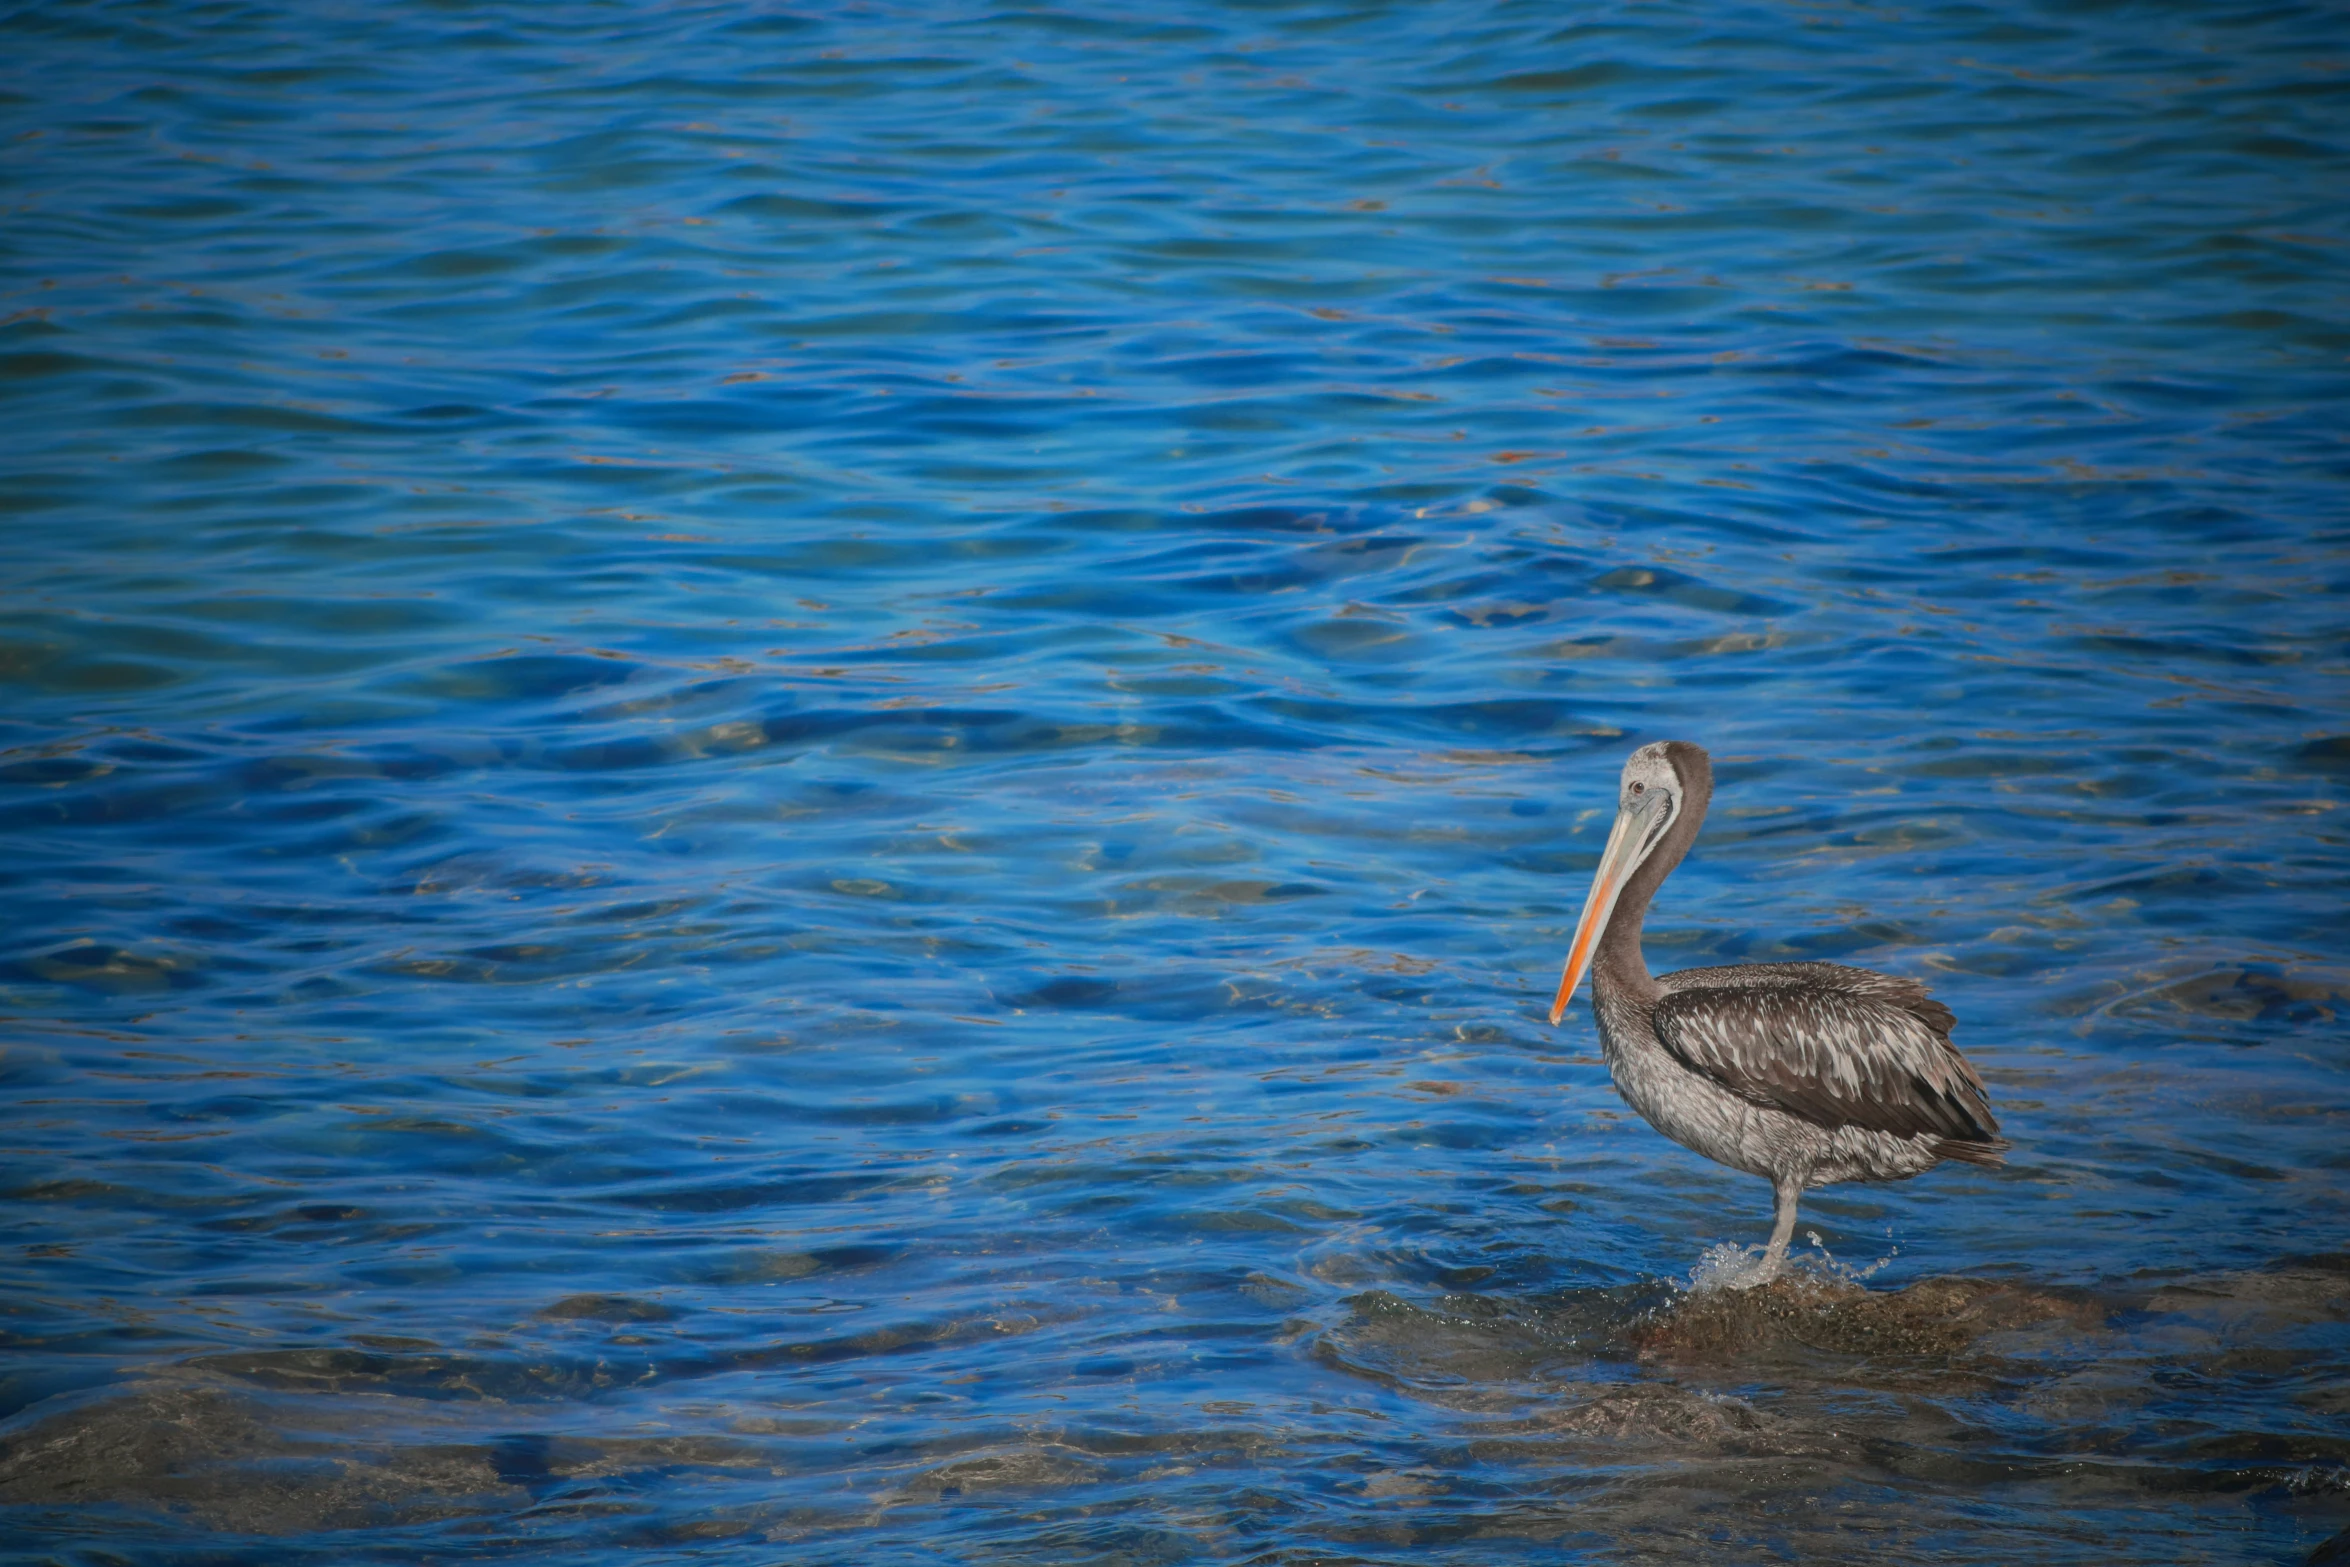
[1759,1176,1803,1280]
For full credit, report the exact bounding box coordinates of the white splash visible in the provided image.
[1683,1241,1777,1295]
[1682,1231,1899,1296]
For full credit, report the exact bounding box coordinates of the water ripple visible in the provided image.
[3,0,2348,1562]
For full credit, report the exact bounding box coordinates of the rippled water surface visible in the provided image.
[3,1,2348,1561]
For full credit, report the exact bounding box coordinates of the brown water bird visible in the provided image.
[1548,741,2007,1280]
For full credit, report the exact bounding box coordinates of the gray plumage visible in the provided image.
[1552,741,2007,1278]
[1653,965,2001,1157]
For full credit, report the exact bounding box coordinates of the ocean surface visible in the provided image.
[2,1,2347,1562]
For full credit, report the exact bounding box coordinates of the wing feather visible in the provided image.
[1651,977,2001,1146]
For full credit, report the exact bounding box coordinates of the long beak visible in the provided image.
[1548,794,1661,1025]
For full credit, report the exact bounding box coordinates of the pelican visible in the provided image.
[1548,741,2006,1280]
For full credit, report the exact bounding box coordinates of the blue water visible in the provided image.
[3,1,2348,1560]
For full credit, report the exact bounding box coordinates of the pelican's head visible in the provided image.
[1546,741,1710,1024]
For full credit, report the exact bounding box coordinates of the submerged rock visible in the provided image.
[1320,1266,2103,1390]
[1524,1381,1769,1444]
[537,1292,681,1324]
[2146,1252,2350,1327]
[885,1444,1108,1503]
[0,1381,522,1533]
[1627,1271,2103,1362]
[0,1376,778,1535]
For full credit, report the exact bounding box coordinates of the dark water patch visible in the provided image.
[1588,565,1797,618]
[2296,736,2350,773]
[607,1170,910,1215]
[402,654,639,705]
[0,755,114,786]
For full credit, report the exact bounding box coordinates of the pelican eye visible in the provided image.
[1629,781,1645,795]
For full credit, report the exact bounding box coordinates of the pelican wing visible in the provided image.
[1651,978,2002,1148]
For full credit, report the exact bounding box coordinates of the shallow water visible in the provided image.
[2,1,2347,1561]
